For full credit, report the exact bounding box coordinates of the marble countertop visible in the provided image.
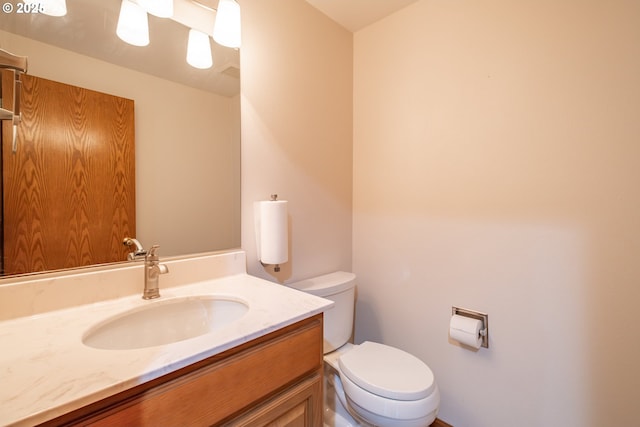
[0,272,333,426]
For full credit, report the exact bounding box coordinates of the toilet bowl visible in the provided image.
[288,272,440,427]
[325,342,440,427]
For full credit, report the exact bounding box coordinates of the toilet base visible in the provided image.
[345,394,437,427]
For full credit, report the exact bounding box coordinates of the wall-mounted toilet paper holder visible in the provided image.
[452,306,489,348]
[255,194,288,273]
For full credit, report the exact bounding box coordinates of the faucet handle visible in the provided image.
[147,245,160,260]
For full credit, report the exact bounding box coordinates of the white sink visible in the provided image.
[83,296,249,350]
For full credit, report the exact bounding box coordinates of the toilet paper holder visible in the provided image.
[452,306,489,348]
[255,194,288,273]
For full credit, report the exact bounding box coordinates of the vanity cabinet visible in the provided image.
[42,314,323,427]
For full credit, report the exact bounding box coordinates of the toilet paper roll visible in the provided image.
[449,314,483,349]
[255,200,288,265]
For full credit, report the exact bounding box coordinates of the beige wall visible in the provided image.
[0,30,240,256]
[353,1,640,426]
[239,0,353,282]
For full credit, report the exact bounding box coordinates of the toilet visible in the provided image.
[288,272,440,427]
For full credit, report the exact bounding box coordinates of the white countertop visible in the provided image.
[0,253,333,426]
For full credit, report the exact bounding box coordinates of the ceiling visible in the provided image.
[0,1,416,95]
[304,0,420,32]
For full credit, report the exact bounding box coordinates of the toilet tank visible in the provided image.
[288,272,356,354]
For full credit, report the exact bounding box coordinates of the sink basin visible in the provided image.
[83,296,249,350]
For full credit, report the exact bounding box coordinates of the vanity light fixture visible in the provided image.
[186,28,213,69]
[116,0,150,47]
[24,0,67,16]
[113,0,240,67]
[212,0,241,49]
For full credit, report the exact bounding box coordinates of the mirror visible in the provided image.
[0,0,241,277]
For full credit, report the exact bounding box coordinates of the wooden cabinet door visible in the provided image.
[1,73,135,275]
[227,373,323,427]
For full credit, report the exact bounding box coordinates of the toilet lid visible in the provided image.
[338,341,435,401]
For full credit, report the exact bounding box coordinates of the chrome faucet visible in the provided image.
[123,237,147,260]
[143,245,169,300]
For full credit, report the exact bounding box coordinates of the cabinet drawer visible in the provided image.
[69,316,323,427]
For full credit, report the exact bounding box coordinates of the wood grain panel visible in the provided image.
[2,74,135,275]
[229,374,322,427]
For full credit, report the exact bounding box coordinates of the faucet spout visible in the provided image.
[143,245,169,300]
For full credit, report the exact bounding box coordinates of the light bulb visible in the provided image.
[187,29,213,69]
[213,0,241,49]
[116,0,150,47]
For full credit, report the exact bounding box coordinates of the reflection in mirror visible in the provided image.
[0,0,241,277]
[2,71,137,275]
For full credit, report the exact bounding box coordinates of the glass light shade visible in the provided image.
[212,0,241,49]
[25,0,66,16]
[187,29,213,69]
[143,0,173,18]
[116,0,150,47]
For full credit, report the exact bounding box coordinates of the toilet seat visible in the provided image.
[338,341,436,400]
[336,341,439,422]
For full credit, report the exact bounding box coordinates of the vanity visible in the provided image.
[0,250,332,426]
